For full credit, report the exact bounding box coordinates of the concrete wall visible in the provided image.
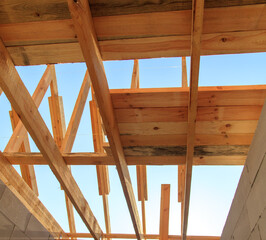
[221,100,266,240]
[0,179,54,240]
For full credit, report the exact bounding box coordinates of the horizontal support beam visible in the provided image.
[64,233,220,240]
[6,29,266,65]
[4,152,246,166]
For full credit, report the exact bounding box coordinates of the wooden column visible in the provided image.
[159,184,170,240]
[181,1,205,240]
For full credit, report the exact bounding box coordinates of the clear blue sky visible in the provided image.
[0,53,266,237]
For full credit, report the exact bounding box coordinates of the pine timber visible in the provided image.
[0,152,66,238]
[0,40,103,240]
[9,109,39,196]
[66,232,220,240]
[67,0,143,239]
[159,184,171,240]
[182,1,205,239]
[5,153,247,166]
[131,60,140,89]
[48,65,76,239]
[90,97,111,238]
[4,65,52,153]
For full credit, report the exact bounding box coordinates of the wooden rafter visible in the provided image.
[159,184,170,240]
[4,65,52,152]
[48,65,76,239]
[67,0,143,239]
[0,39,103,240]
[9,109,39,196]
[182,1,205,240]
[178,57,188,231]
[0,152,66,239]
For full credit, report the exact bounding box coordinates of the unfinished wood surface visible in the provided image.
[6,29,266,65]
[9,109,39,196]
[67,0,142,239]
[0,0,265,24]
[182,0,205,239]
[90,98,111,238]
[159,184,171,240]
[2,4,266,44]
[0,39,103,240]
[131,60,140,89]
[5,152,246,166]
[48,65,76,239]
[66,232,220,240]
[0,87,2,96]
[5,65,52,152]
[111,86,266,108]
[118,120,258,136]
[120,133,254,147]
[115,105,262,123]
[0,152,66,238]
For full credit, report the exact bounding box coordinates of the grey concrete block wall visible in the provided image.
[0,179,53,240]
[221,101,266,240]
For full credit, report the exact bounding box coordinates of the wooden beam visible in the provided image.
[90,97,111,238]
[66,233,220,240]
[159,184,171,240]
[179,57,188,232]
[0,152,66,238]
[67,0,143,239]
[9,109,39,196]
[131,60,140,89]
[0,39,103,240]
[48,65,76,239]
[182,1,205,239]
[5,152,246,166]
[4,65,53,152]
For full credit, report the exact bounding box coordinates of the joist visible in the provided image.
[110,85,266,109]
[90,96,111,238]
[159,184,171,240]
[5,152,247,166]
[48,65,76,239]
[0,152,66,238]
[9,109,39,196]
[67,0,143,239]
[0,39,103,240]
[4,65,52,152]
[182,1,205,239]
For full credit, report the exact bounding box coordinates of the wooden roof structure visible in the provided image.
[0,0,266,240]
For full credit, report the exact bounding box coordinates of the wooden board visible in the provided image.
[111,86,266,108]
[0,0,265,24]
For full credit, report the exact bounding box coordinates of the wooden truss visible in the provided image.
[0,0,266,240]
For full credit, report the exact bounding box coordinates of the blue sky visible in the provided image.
[0,53,266,237]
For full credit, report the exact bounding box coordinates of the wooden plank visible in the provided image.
[2,4,266,38]
[0,39,103,240]
[182,0,205,239]
[48,65,76,239]
[159,184,171,240]
[67,0,142,239]
[5,152,246,166]
[9,109,39,196]
[0,0,265,24]
[6,29,266,65]
[0,152,66,238]
[115,106,263,123]
[120,133,254,147]
[5,65,52,152]
[67,233,220,240]
[111,86,266,108]
[118,120,258,136]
